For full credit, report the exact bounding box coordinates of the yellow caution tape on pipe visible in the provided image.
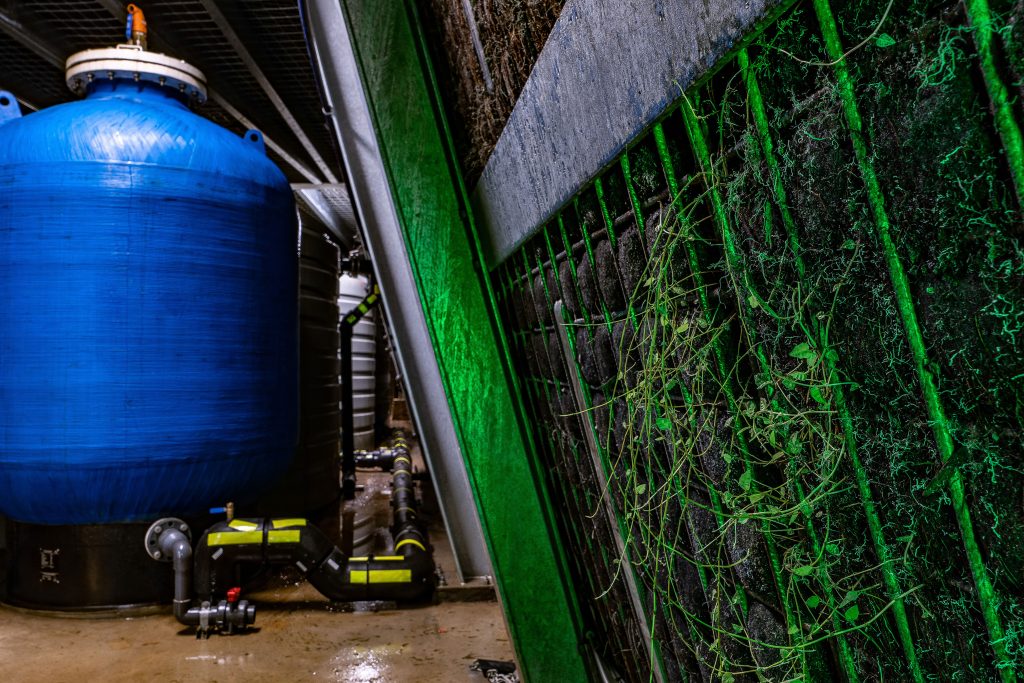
[349,569,412,584]
[209,531,262,546]
[395,538,425,552]
[267,530,300,544]
[271,518,307,529]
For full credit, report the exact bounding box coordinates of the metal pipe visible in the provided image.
[157,527,192,623]
[302,0,493,582]
[145,518,257,636]
[191,513,433,610]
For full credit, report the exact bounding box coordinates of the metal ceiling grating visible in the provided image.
[0,32,66,109]
[14,1,122,53]
[0,0,341,185]
[217,1,341,175]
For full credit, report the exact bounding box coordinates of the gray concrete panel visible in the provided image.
[473,0,783,266]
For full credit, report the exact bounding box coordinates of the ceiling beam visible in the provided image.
[212,93,320,183]
[0,9,63,68]
[15,95,40,112]
[292,185,356,247]
[197,0,339,184]
[92,0,322,184]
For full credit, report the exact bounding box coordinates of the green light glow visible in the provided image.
[813,0,1016,679]
[738,46,923,683]
[963,0,1024,205]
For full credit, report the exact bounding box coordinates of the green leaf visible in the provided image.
[841,590,860,606]
[656,417,672,431]
[806,595,821,609]
[738,469,752,492]
[792,565,815,577]
[747,294,760,309]
[842,238,856,250]
[875,33,896,48]
[810,385,829,405]
[635,483,647,496]
[844,604,860,623]
[789,342,816,360]
[825,542,840,555]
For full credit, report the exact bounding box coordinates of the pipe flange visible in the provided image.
[66,45,207,103]
[144,517,191,561]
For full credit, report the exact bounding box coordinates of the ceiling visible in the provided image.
[0,0,356,243]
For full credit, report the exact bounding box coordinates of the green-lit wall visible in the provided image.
[489,0,1024,681]
[345,0,1024,680]
[338,2,591,681]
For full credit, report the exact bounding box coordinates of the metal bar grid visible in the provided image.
[487,0,1024,679]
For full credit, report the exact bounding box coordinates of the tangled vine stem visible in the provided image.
[501,0,1024,679]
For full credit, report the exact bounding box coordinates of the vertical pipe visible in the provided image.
[812,1,1015,679]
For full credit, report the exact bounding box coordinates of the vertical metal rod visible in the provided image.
[964,0,1024,206]
[459,0,494,93]
[738,46,923,682]
[574,197,616,334]
[554,300,665,683]
[680,82,861,681]
[556,215,596,340]
[653,119,808,672]
[812,1,1015,679]
[620,154,647,241]
[594,178,639,328]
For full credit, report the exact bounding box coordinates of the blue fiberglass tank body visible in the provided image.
[0,64,299,524]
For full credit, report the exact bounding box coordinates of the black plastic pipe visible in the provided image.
[149,523,256,635]
[149,429,431,636]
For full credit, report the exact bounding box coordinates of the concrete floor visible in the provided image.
[0,444,515,682]
[0,587,513,682]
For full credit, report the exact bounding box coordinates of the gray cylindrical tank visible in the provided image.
[339,275,377,450]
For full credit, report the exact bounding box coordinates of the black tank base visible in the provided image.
[4,520,173,613]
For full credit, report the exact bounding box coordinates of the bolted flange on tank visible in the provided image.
[0,37,298,607]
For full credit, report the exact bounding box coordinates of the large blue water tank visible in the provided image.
[0,50,299,525]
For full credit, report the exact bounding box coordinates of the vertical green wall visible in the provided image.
[338,2,589,681]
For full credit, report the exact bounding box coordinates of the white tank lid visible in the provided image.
[66,44,207,104]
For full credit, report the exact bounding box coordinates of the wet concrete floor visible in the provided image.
[0,587,513,682]
[0,452,514,682]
